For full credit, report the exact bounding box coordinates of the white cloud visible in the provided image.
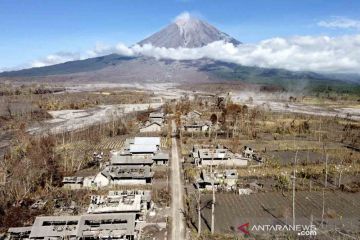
[26,34,360,74]
[318,16,360,30]
[31,52,81,68]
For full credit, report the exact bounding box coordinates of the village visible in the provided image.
[1,86,360,240]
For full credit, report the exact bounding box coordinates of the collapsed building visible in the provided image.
[7,191,153,240]
[62,176,84,190]
[180,110,213,133]
[95,165,154,186]
[88,190,152,220]
[148,112,164,124]
[195,169,239,191]
[191,145,248,167]
[7,213,138,240]
[182,120,212,133]
[242,146,263,162]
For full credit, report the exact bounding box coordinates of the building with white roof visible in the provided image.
[133,137,160,146]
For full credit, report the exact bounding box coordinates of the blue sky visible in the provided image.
[1,0,360,70]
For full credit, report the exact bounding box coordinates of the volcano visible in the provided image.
[138,12,241,48]
[0,13,357,93]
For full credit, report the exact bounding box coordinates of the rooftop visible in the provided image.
[129,144,158,153]
[133,137,160,146]
[29,213,136,238]
[196,148,230,160]
[102,165,154,179]
[152,152,170,160]
[88,190,151,214]
[149,112,164,118]
[110,155,154,165]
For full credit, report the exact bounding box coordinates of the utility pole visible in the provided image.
[338,167,343,188]
[211,176,215,234]
[325,154,328,188]
[211,152,215,235]
[321,189,325,228]
[197,187,201,237]
[292,150,298,227]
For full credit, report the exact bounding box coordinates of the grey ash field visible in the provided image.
[1,81,359,239]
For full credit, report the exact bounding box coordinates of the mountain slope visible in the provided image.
[138,13,240,48]
[0,54,134,77]
[1,54,359,95]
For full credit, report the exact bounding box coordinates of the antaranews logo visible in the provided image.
[238,223,317,237]
[238,223,251,237]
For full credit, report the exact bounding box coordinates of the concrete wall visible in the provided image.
[112,179,147,185]
[140,124,161,133]
[94,173,110,187]
[63,183,82,190]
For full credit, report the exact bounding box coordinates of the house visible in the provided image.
[87,137,167,187]
[243,146,255,158]
[94,165,154,186]
[110,154,154,167]
[120,137,160,157]
[149,112,164,123]
[224,169,238,189]
[183,121,211,133]
[8,213,138,240]
[195,170,220,191]
[242,146,263,162]
[195,169,238,191]
[192,145,248,167]
[149,97,163,103]
[62,176,96,189]
[129,144,159,155]
[88,190,152,221]
[7,227,32,239]
[83,176,96,188]
[140,121,162,133]
[152,152,169,165]
[133,137,161,146]
[186,110,202,120]
[62,176,84,190]
[192,147,230,165]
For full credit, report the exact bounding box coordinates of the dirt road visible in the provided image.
[171,120,185,240]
